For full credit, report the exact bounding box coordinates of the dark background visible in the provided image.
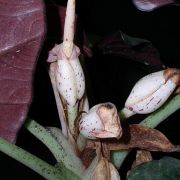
[1,0,180,179]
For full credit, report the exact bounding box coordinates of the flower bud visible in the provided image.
[92,158,120,180]
[79,103,122,139]
[55,45,85,107]
[123,68,180,117]
[68,48,85,100]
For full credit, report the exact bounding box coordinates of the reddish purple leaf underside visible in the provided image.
[0,0,45,143]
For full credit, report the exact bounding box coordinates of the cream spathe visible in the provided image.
[79,103,122,139]
[55,45,85,107]
[122,68,180,118]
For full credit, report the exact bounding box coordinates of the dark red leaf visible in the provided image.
[0,0,45,143]
[132,0,175,11]
[97,31,164,68]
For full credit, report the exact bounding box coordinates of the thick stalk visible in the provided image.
[0,136,78,180]
[140,94,180,128]
[111,94,180,168]
[67,104,78,136]
[24,118,83,175]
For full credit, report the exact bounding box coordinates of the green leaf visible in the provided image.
[128,157,180,180]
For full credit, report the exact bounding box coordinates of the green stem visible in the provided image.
[0,136,73,180]
[24,118,66,162]
[24,118,83,176]
[111,150,130,169]
[140,94,180,128]
[67,104,78,136]
[111,94,180,169]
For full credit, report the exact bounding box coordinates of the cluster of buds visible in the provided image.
[47,0,180,179]
[122,68,180,118]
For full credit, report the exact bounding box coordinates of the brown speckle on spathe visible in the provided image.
[157,99,162,105]
[129,107,133,111]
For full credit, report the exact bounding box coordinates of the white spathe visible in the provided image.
[56,58,77,107]
[125,70,177,114]
[69,58,85,99]
[79,103,122,139]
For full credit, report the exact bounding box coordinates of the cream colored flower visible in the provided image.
[55,45,85,107]
[79,103,122,139]
[122,68,180,118]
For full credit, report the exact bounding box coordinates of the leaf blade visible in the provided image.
[0,0,45,142]
[128,157,180,180]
